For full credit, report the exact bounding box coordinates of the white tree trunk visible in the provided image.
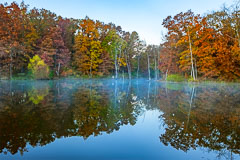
[115,53,118,79]
[147,53,151,81]
[137,56,140,79]
[194,59,197,80]
[56,62,61,77]
[127,62,131,80]
[188,28,196,81]
[154,51,157,80]
[165,69,168,81]
[10,51,13,80]
[125,52,131,80]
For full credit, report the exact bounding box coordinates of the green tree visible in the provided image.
[102,29,126,79]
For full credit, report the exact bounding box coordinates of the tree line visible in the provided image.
[160,1,240,81]
[0,2,159,80]
[0,1,239,81]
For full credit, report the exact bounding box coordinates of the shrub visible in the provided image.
[166,74,185,82]
[28,55,49,80]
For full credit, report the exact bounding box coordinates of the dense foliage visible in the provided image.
[28,55,49,79]
[160,2,240,81]
[0,1,239,81]
[0,2,155,80]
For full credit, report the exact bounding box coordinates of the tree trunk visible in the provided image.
[188,28,196,81]
[194,59,197,80]
[10,51,13,80]
[125,52,131,80]
[117,46,122,78]
[90,55,92,78]
[127,62,131,80]
[56,62,61,77]
[154,50,157,80]
[115,53,118,79]
[147,53,151,81]
[147,81,150,107]
[137,56,140,79]
[165,69,168,81]
[187,86,195,129]
[114,80,117,108]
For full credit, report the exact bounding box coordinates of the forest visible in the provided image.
[0,1,239,81]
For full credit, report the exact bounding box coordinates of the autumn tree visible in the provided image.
[159,38,182,79]
[206,5,240,80]
[161,6,240,81]
[102,29,126,79]
[73,17,104,77]
[38,26,71,77]
[28,8,57,40]
[162,11,199,80]
[0,2,28,79]
[1,1,239,80]
[57,17,78,53]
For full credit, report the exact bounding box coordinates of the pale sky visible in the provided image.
[1,0,235,45]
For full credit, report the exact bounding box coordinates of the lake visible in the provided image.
[0,79,239,160]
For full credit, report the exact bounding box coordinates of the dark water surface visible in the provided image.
[0,79,239,160]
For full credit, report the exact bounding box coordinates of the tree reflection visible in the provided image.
[0,80,239,158]
[72,84,119,138]
[72,80,142,139]
[158,84,240,158]
[28,83,49,104]
[0,81,76,155]
[0,80,142,155]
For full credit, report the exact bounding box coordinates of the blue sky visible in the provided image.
[2,0,235,45]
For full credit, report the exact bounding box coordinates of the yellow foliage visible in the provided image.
[28,55,49,79]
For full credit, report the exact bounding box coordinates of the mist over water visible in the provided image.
[0,79,239,160]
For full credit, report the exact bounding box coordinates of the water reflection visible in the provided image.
[159,83,240,158]
[0,80,239,159]
[0,80,143,155]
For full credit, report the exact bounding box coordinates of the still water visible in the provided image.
[0,79,239,160]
